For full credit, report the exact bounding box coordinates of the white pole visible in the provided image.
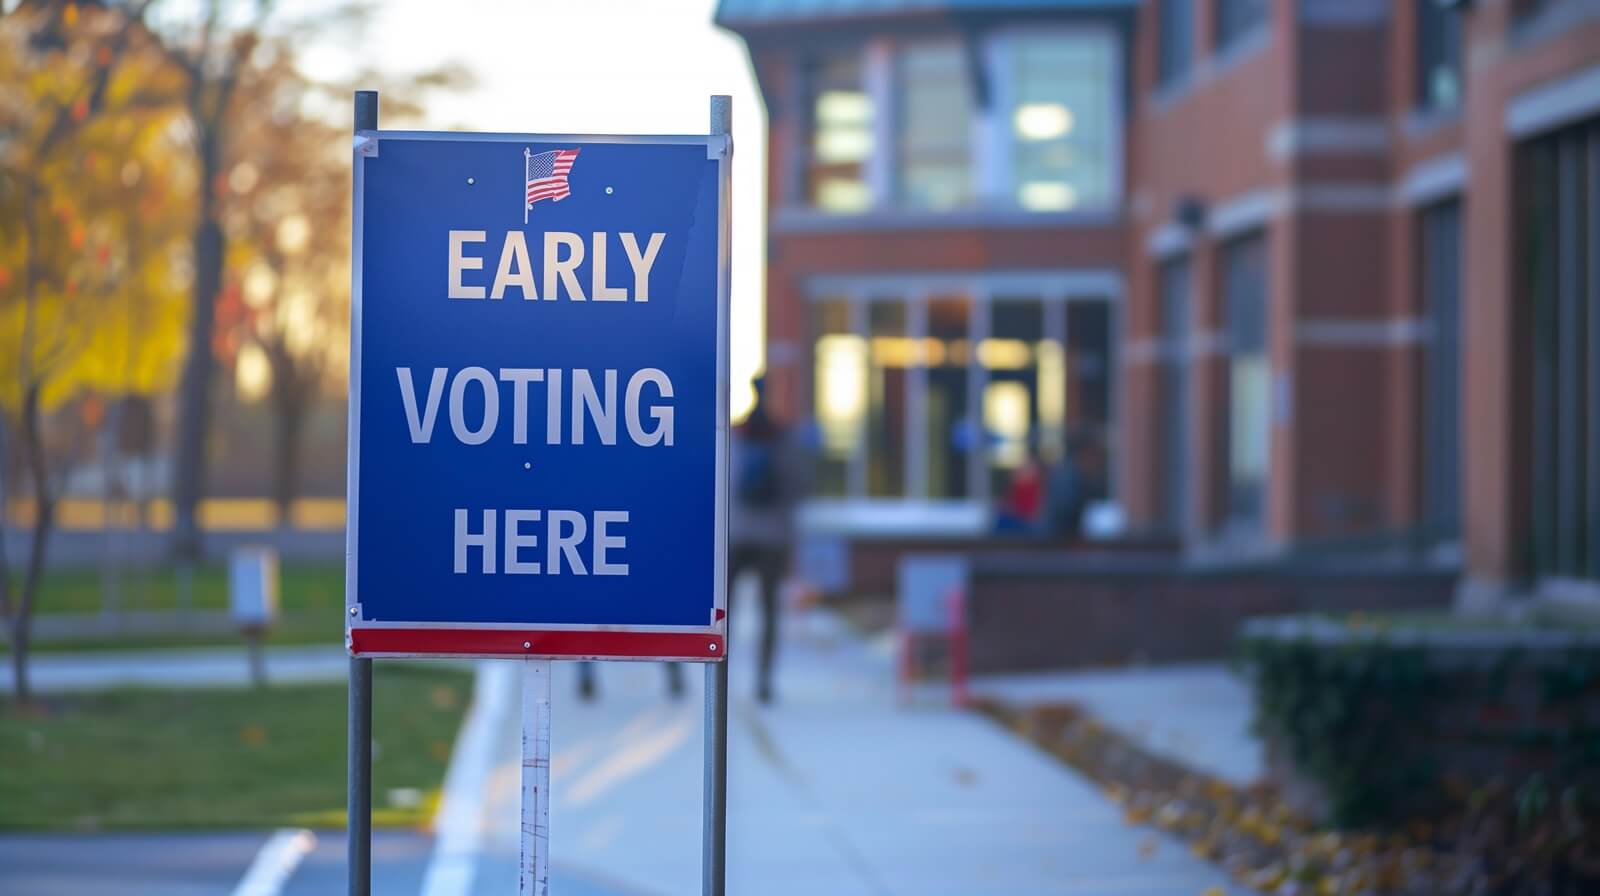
[523,148,531,226]
[519,659,551,896]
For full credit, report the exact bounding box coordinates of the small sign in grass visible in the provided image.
[0,663,470,830]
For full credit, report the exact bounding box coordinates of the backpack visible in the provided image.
[736,436,781,507]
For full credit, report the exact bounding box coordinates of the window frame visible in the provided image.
[799,45,876,214]
[1214,0,1269,56]
[1157,0,1196,89]
[1414,0,1464,115]
[1219,229,1271,541]
[1158,254,1193,536]
[894,39,977,211]
[802,275,1122,520]
[788,26,1125,219]
[983,23,1125,215]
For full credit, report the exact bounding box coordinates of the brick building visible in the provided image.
[717,0,1600,605]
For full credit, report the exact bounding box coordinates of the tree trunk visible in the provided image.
[9,384,55,708]
[170,171,224,561]
[100,398,125,621]
[0,412,13,653]
[271,384,308,530]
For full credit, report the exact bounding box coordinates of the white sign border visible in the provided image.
[344,129,731,662]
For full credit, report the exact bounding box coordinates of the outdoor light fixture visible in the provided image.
[1175,194,1207,232]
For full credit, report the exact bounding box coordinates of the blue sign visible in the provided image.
[346,131,729,661]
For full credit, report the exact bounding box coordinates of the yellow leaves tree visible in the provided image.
[0,1,190,706]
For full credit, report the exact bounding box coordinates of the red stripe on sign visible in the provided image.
[349,627,725,661]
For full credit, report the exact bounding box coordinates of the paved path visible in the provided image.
[971,663,1263,785]
[0,644,347,693]
[436,610,1247,896]
[0,832,637,896]
[0,613,1250,894]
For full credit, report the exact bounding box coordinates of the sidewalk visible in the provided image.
[970,663,1263,786]
[429,610,1248,896]
[0,644,346,693]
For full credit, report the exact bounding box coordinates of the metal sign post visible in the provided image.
[348,90,377,896]
[702,95,731,896]
[344,89,732,894]
[520,659,552,895]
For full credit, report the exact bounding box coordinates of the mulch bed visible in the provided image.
[978,699,1600,895]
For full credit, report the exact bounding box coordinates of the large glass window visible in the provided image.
[1522,120,1599,582]
[1065,301,1111,435]
[1416,0,1463,113]
[1421,199,1463,541]
[1158,0,1195,87]
[807,291,1113,509]
[926,296,973,498]
[1222,232,1270,537]
[1004,32,1117,212]
[1159,257,1191,534]
[812,299,861,497]
[867,301,909,497]
[808,52,874,213]
[898,43,973,210]
[985,300,1045,496]
[1215,0,1267,53]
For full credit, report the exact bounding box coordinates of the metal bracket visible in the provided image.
[706,134,731,161]
[354,132,380,158]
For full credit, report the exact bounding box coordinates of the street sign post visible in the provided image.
[345,90,731,895]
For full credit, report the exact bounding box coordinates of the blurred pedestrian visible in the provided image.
[730,376,803,704]
[993,444,1045,534]
[576,661,684,702]
[1045,429,1107,541]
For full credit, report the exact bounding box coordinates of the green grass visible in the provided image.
[5,563,345,652]
[25,563,344,615]
[0,663,469,830]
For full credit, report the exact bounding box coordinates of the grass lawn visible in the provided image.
[5,563,345,652]
[0,663,469,830]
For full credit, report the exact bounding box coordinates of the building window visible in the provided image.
[806,288,1111,511]
[867,301,910,497]
[812,298,862,497]
[1001,31,1117,211]
[926,296,974,498]
[807,52,874,213]
[898,43,974,210]
[985,300,1046,496]
[1157,0,1195,87]
[1420,199,1463,541]
[1215,0,1267,53]
[1522,120,1599,582]
[1222,232,1270,537]
[1416,0,1463,113]
[1159,256,1191,534]
[1065,301,1112,440]
[1512,0,1555,22]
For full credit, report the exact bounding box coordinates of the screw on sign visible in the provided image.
[343,91,733,895]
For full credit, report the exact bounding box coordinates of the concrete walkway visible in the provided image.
[971,663,1264,786]
[0,644,347,693]
[432,610,1248,896]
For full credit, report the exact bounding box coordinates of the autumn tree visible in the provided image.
[132,0,274,559]
[0,1,190,705]
[217,45,350,524]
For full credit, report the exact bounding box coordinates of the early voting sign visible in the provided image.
[345,127,729,662]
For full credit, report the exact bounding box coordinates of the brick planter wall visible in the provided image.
[963,554,1456,673]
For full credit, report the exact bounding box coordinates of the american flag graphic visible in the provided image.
[524,147,578,221]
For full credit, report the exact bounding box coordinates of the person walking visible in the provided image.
[576,660,683,702]
[730,376,803,704]
[1045,428,1107,541]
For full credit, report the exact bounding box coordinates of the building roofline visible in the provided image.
[715,0,1137,36]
